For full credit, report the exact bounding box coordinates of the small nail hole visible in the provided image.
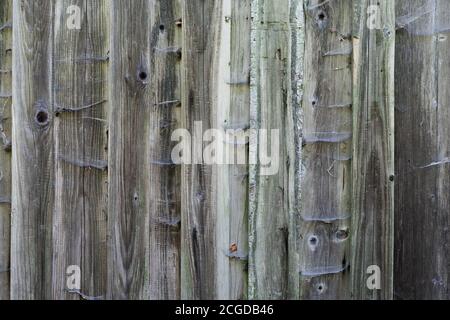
[133,192,139,205]
[316,283,325,293]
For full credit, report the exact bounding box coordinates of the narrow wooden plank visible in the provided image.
[351,0,395,299]
[147,0,182,300]
[51,0,109,300]
[395,0,450,300]
[11,0,54,299]
[287,0,304,300]
[249,0,301,299]
[181,0,252,299]
[298,0,353,299]
[180,0,219,300]
[0,0,12,301]
[108,0,151,299]
[214,0,251,300]
[108,0,181,299]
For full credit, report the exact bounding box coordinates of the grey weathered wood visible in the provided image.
[181,0,252,300]
[52,0,109,300]
[108,0,181,299]
[395,0,450,300]
[180,0,218,300]
[287,0,303,300]
[299,0,353,300]
[147,0,182,300]
[4,0,448,301]
[215,0,251,300]
[249,0,301,299]
[0,0,11,301]
[351,0,395,299]
[11,0,54,299]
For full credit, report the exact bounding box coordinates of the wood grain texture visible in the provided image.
[52,0,109,300]
[147,0,182,300]
[351,0,395,299]
[11,0,54,300]
[299,0,353,300]
[108,0,181,299]
[181,0,253,300]
[0,0,12,301]
[180,0,219,300]
[3,0,449,301]
[215,0,250,300]
[249,0,301,299]
[395,0,450,300]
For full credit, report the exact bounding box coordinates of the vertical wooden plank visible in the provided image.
[148,0,182,300]
[0,0,12,301]
[108,0,181,299]
[249,0,301,299]
[180,0,220,300]
[108,0,151,299]
[107,0,148,299]
[287,0,304,300]
[51,0,109,299]
[215,0,251,300]
[395,0,450,300]
[299,0,353,299]
[181,0,252,299]
[351,0,395,299]
[11,0,54,299]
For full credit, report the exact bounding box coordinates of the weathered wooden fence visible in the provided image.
[0,0,448,300]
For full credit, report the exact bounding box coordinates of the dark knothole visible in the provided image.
[309,235,318,246]
[315,10,328,29]
[138,71,148,81]
[35,110,49,126]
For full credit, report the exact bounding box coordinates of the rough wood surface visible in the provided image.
[180,0,254,300]
[395,0,450,300]
[249,0,301,299]
[0,0,11,301]
[215,0,250,300]
[108,0,181,299]
[1,0,448,301]
[351,0,395,299]
[52,0,109,300]
[180,0,219,300]
[299,0,353,300]
[11,0,54,299]
[147,0,182,300]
